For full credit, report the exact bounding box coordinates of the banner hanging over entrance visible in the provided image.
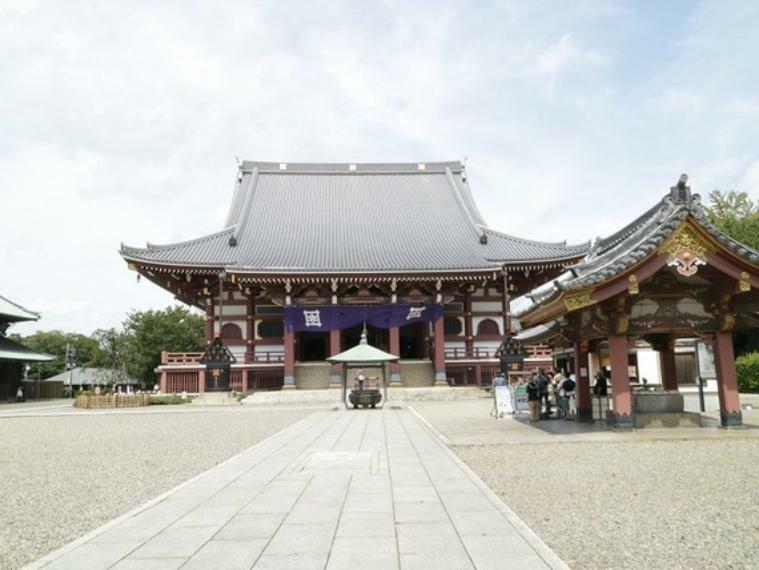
[284,304,444,332]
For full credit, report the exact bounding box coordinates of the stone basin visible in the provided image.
[349,389,382,409]
[633,391,684,414]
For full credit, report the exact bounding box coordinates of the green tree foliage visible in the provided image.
[706,190,759,250]
[7,330,100,379]
[121,306,204,387]
[90,327,130,385]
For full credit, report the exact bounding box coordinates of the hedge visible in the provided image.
[736,352,759,393]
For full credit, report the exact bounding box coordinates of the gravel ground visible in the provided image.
[0,406,315,569]
[456,439,759,569]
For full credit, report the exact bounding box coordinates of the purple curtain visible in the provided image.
[284,304,444,332]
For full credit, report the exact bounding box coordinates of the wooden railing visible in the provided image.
[445,347,494,360]
[161,350,284,364]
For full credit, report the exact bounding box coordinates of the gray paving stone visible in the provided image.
[393,500,449,523]
[327,537,398,569]
[215,513,286,540]
[46,541,143,570]
[336,511,395,538]
[127,525,219,559]
[343,491,393,513]
[396,521,462,554]
[183,538,268,569]
[175,504,241,527]
[460,535,549,569]
[254,552,329,569]
[111,557,187,569]
[399,551,475,570]
[286,500,343,525]
[263,523,336,555]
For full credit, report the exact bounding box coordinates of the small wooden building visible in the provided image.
[516,175,759,427]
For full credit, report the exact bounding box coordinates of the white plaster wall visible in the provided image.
[255,344,284,354]
[472,301,502,312]
[213,321,247,339]
[216,305,246,317]
[230,346,245,360]
[473,340,501,357]
[636,348,661,384]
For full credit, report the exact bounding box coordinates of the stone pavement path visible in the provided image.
[29,407,565,569]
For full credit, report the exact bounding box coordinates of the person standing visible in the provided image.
[526,373,541,423]
[537,368,550,417]
[561,372,577,420]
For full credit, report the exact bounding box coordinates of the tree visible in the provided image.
[706,190,759,250]
[121,306,204,387]
[90,328,130,386]
[7,330,102,379]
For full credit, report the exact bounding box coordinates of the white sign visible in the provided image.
[494,385,514,418]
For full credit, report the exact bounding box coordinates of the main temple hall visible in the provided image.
[120,161,759,427]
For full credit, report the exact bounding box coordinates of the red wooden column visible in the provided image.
[433,315,447,386]
[204,300,214,345]
[159,370,168,393]
[245,296,255,363]
[198,369,206,395]
[389,326,401,386]
[464,291,473,357]
[574,341,592,422]
[608,334,633,428]
[241,368,249,393]
[714,331,742,427]
[660,338,678,391]
[329,329,341,388]
[283,326,295,389]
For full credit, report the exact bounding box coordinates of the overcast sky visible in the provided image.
[2,0,758,335]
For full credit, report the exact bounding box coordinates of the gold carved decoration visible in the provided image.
[739,271,751,292]
[564,292,594,311]
[628,274,639,295]
[660,223,712,277]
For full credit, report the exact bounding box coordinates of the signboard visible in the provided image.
[513,385,529,411]
[494,385,514,418]
[500,356,524,374]
[206,364,230,392]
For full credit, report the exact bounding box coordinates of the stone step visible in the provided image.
[633,411,702,429]
[242,386,487,405]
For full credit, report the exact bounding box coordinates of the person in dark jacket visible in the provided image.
[526,373,541,422]
[593,371,608,396]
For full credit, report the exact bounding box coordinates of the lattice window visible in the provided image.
[477,318,500,336]
[221,323,242,339]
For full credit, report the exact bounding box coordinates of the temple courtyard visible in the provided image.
[2,399,758,569]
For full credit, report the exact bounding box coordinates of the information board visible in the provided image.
[513,385,529,411]
[493,385,514,417]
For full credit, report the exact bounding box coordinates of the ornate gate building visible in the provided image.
[516,176,759,427]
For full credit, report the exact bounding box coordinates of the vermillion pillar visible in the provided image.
[283,327,295,389]
[608,334,633,429]
[660,338,678,391]
[204,300,214,345]
[714,331,742,427]
[389,326,401,386]
[245,296,255,363]
[464,292,473,357]
[329,330,341,388]
[433,315,447,386]
[574,342,592,421]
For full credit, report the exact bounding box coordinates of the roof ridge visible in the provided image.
[240,160,464,173]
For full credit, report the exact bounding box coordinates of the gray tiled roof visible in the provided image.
[514,176,759,318]
[0,294,41,323]
[121,161,587,273]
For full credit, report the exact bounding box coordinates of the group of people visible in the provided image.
[525,368,577,423]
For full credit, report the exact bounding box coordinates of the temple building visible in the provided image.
[0,295,54,400]
[120,161,587,392]
[515,175,759,427]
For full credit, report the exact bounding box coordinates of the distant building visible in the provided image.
[44,367,139,393]
[0,295,54,400]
